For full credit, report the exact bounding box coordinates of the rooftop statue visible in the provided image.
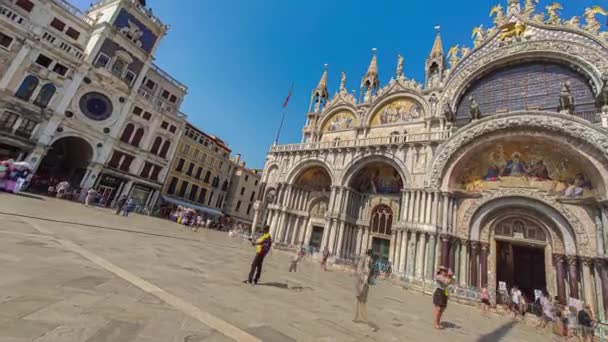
[583,6,607,35]
[340,72,347,93]
[396,54,404,78]
[472,25,485,48]
[490,5,506,26]
[545,3,562,25]
[447,45,460,68]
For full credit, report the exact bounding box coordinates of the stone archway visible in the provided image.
[35,136,94,189]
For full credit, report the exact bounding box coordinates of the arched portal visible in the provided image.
[469,196,576,304]
[35,136,93,189]
[346,158,405,262]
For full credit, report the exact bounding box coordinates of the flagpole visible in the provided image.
[273,108,288,145]
[273,83,294,146]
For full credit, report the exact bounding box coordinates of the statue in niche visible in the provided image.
[442,103,455,122]
[558,81,575,114]
[469,96,481,121]
[396,54,404,77]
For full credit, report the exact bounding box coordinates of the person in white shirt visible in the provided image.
[511,286,522,319]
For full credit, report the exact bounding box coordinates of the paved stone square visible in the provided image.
[0,193,551,341]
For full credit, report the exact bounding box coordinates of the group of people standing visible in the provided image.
[0,159,31,194]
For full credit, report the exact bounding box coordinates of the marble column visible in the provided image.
[362,227,370,254]
[441,195,449,232]
[440,235,450,267]
[407,191,414,223]
[598,259,608,320]
[327,220,337,253]
[413,191,420,223]
[394,231,402,271]
[459,239,468,287]
[416,233,427,279]
[554,254,567,303]
[401,190,410,222]
[297,217,307,245]
[480,242,489,288]
[431,192,439,226]
[581,257,596,314]
[335,221,345,258]
[426,233,436,280]
[407,232,417,278]
[400,230,408,274]
[567,255,580,299]
[425,192,432,224]
[304,220,313,247]
[448,238,456,272]
[419,192,426,224]
[290,217,299,246]
[469,242,479,288]
[389,230,398,264]
[355,226,363,256]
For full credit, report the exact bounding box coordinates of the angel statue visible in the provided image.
[564,16,580,29]
[461,47,471,57]
[396,54,404,77]
[447,45,460,68]
[490,4,506,26]
[545,2,563,25]
[340,72,347,93]
[523,0,538,17]
[472,25,485,48]
[583,6,607,35]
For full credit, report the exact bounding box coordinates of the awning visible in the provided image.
[160,195,224,217]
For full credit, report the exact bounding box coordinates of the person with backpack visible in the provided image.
[245,225,272,285]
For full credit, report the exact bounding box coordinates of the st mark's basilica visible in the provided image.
[252,0,608,315]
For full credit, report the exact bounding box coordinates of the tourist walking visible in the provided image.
[115,195,127,215]
[480,287,490,316]
[353,250,373,325]
[320,247,330,271]
[245,225,272,285]
[289,246,306,272]
[122,198,136,217]
[432,266,454,329]
[578,304,596,342]
[511,286,523,319]
[84,188,96,206]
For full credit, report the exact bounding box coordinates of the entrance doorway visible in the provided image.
[35,137,93,189]
[309,226,324,252]
[371,237,390,263]
[496,240,547,300]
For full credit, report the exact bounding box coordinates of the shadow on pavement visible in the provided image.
[442,321,462,330]
[257,282,288,289]
[476,320,517,342]
[15,193,46,200]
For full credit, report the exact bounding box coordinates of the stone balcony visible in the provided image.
[269,130,451,154]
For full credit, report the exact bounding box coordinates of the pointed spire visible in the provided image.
[430,26,443,58]
[366,48,378,77]
[316,63,328,91]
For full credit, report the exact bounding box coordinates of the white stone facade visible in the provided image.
[0,0,187,207]
[254,0,608,315]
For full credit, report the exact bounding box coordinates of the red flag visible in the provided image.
[282,83,294,108]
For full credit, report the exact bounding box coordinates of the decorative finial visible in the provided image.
[372,47,377,55]
[324,63,328,70]
[396,54,404,77]
[340,72,347,92]
[435,25,441,32]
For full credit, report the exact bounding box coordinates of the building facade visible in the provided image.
[254,0,608,318]
[224,154,261,226]
[160,122,233,219]
[0,0,187,207]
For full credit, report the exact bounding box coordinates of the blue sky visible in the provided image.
[73,0,605,168]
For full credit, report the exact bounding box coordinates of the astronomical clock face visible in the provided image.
[79,92,114,121]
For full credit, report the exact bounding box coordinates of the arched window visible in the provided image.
[131,127,144,147]
[120,123,134,143]
[33,83,56,108]
[159,140,170,158]
[15,75,39,101]
[371,205,393,236]
[150,136,162,155]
